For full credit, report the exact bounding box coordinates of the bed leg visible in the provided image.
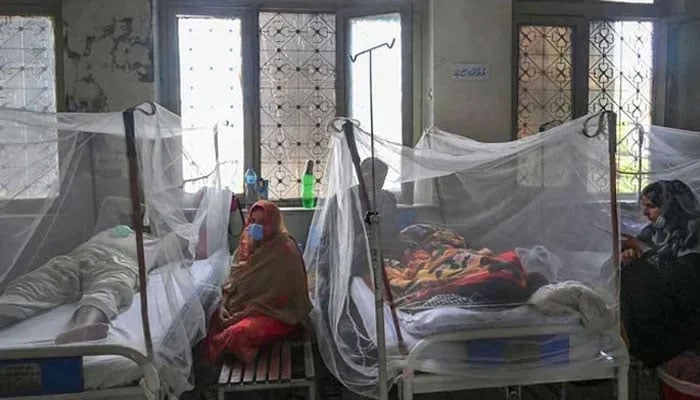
[308,381,317,400]
[218,388,225,400]
[401,369,414,400]
[616,366,629,400]
[560,382,567,400]
[505,386,522,400]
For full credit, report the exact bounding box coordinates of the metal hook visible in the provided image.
[134,102,157,116]
[349,38,396,63]
[582,111,616,138]
[327,117,360,134]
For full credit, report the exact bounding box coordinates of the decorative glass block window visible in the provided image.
[517,25,573,139]
[259,12,336,200]
[177,17,244,193]
[516,25,574,188]
[589,21,653,194]
[0,16,57,199]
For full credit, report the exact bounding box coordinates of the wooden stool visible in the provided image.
[217,339,316,400]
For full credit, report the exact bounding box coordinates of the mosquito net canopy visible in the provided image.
[0,103,231,398]
[305,114,632,397]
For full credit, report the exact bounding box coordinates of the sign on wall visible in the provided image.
[452,63,490,80]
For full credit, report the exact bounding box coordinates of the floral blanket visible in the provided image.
[385,224,547,308]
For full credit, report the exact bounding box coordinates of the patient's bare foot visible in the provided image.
[55,323,109,344]
[71,305,108,327]
[54,306,110,344]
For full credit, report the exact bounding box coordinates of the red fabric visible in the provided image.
[203,313,297,364]
[406,250,530,304]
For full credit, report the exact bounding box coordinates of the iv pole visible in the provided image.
[348,38,397,400]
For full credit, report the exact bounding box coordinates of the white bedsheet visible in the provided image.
[0,259,223,390]
[350,277,623,372]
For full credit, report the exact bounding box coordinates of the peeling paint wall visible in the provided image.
[62,0,155,215]
[63,0,154,112]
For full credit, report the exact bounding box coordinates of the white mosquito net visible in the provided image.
[305,114,629,397]
[0,103,231,399]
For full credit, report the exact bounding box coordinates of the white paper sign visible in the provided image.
[452,63,490,80]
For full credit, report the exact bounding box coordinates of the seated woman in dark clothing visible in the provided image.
[621,179,700,366]
[203,200,312,364]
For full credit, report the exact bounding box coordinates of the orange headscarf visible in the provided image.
[221,200,311,326]
[237,200,288,263]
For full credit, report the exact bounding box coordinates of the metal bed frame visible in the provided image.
[396,325,629,400]
[0,104,162,400]
[341,111,628,400]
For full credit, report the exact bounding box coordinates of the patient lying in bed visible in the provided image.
[385,224,549,308]
[0,226,182,344]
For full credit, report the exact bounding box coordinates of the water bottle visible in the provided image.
[301,160,315,209]
[244,167,257,206]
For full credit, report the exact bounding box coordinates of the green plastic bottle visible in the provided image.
[302,160,315,209]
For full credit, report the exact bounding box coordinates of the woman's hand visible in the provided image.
[220,308,246,327]
[621,248,639,265]
[622,235,648,253]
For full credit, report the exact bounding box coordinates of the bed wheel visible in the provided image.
[505,386,522,400]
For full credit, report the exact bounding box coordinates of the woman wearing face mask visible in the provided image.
[621,180,700,366]
[202,200,312,364]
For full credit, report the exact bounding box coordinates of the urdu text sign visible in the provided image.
[452,63,490,81]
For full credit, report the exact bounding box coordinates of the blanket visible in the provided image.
[0,228,177,325]
[386,225,547,308]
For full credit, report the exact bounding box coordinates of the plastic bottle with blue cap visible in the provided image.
[244,167,257,207]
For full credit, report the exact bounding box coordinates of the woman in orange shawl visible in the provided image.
[203,200,312,364]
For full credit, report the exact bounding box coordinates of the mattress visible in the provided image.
[0,257,225,390]
[350,277,623,372]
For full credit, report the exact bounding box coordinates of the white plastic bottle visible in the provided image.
[244,167,257,206]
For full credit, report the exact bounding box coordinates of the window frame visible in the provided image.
[0,0,65,212]
[157,0,414,205]
[513,0,669,199]
[513,0,669,139]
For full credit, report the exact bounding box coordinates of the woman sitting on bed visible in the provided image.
[621,180,700,366]
[203,200,312,364]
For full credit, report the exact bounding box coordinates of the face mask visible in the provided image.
[247,223,264,241]
[111,225,134,238]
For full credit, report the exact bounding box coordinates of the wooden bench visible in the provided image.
[217,339,316,400]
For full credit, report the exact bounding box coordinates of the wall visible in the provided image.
[427,0,513,142]
[54,0,515,246]
[62,0,155,216]
[665,19,700,131]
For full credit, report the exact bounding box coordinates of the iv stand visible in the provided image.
[348,38,397,400]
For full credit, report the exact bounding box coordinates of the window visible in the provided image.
[161,3,412,202]
[589,20,653,194]
[514,1,658,194]
[177,16,244,192]
[0,15,58,200]
[348,13,403,192]
[348,13,402,144]
[259,12,336,200]
[517,25,573,138]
